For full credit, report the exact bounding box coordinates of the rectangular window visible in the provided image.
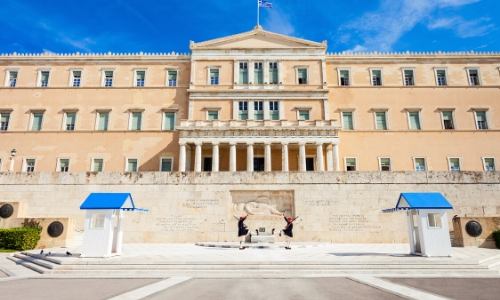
[127,159,138,172]
[428,213,442,228]
[203,157,213,172]
[414,158,426,171]
[238,101,248,120]
[207,111,219,120]
[442,111,454,129]
[65,112,76,131]
[90,213,105,229]
[136,71,145,87]
[269,62,278,84]
[269,101,279,120]
[436,70,447,86]
[297,69,308,84]
[97,112,109,131]
[254,101,263,120]
[254,62,263,84]
[239,63,248,84]
[210,69,219,85]
[379,158,391,171]
[163,112,175,130]
[160,158,173,172]
[339,70,350,86]
[468,69,480,86]
[0,113,10,131]
[483,158,495,171]
[31,113,43,131]
[404,70,414,86]
[72,71,81,87]
[371,70,382,86]
[342,112,353,130]
[58,159,70,172]
[298,110,310,120]
[8,71,18,87]
[306,157,315,171]
[345,158,356,171]
[253,157,264,172]
[25,159,36,172]
[130,112,142,130]
[104,71,114,87]
[449,158,461,171]
[92,159,104,172]
[40,71,50,87]
[408,111,421,130]
[475,111,488,129]
[375,112,387,130]
[168,70,177,86]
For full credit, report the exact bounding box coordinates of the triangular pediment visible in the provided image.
[191,26,326,50]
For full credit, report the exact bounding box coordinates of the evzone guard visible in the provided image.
[235,215,249,250]
[279,214,299,250]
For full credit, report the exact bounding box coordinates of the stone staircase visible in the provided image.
[7,252,500,277]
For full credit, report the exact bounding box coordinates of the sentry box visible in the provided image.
[383,192,453,257]
[79,193,148,258]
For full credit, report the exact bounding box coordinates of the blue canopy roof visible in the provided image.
[80,193,148,212]
[382,192,453,213]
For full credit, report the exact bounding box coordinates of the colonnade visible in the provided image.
[178,141,340,172]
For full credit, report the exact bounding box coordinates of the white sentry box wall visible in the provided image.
[407,209,451,257]
[81,209,125,258]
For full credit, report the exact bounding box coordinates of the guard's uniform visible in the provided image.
[283,216,293,238]
[238,217,248,237]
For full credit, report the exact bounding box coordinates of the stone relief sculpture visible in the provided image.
[233,201,284,216]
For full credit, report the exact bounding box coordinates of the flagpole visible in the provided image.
[257,0,260,26]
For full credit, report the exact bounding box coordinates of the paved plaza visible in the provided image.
[1,243,499,299]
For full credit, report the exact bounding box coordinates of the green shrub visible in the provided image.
[0,227,42,250]
[493,230,500,250]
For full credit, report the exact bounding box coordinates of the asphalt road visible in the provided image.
[386,278,500,300]
[143,278,403,300]
[0,278,162,300]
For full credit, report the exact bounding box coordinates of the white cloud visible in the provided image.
[428,17,494,38]
[262,8,295,36]
[338,0,486,51]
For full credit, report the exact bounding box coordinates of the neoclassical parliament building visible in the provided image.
[0,27,499,243]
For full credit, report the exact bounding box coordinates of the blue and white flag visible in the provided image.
[259,0,273,8]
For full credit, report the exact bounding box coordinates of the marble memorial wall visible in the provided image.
[0,171,499,243]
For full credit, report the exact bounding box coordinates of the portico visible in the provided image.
[177,119,340,172]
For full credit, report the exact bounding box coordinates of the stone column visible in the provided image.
[281,142,289,172]
[326,143,334,171]
[333,143,340,171]
[298,142,306,172]
[186,145,192,172]
[179,142,186,172]
[212,142,219,172]
[264,142,271,172]
[316,142,324,171]
[263,100,270,120]
[246,142,254,172]
[229,142,237,172]
[194,142,202,172]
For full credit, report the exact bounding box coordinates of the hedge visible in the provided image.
[0,227,42,251]
[493,230,500,250]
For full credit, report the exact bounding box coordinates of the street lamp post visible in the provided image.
[9,149,16,172]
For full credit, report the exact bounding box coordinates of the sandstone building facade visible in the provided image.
[0,27,499,243]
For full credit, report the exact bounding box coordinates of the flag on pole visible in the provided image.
[259,0,273,8]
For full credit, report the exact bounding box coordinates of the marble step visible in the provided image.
[6,256,47,274]
[29,268,500,277]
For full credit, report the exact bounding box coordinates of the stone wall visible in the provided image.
[0,171,499,243]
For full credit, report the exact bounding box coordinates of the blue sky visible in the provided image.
[0,0,498,54]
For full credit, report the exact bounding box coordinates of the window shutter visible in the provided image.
[442,111,452,120]
[376,112,387,129]
[10,71,18,79]
[32,114,43,130]
[409,112,420,130]
[41,72,49,81]
[475,111,486,122]
[449,158,460,170]
[342,112,353,130]
[346,158,356,167]
[98,113,109,130]
[105,71,113,77]
[168,71,177,81]
[93,159,103,172]
[161,159,172,172]
[136,71,145,80]
[484,158,495,171]
[163,112,175,130]
[66,113,76,125]
[1,113,9,123]
[131,113,142,130]
[298,69,307,80]
[128,159,138,172]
